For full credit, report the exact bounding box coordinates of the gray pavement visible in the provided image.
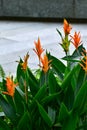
[0,21,87,76]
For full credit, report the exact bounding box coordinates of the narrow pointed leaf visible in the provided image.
[58,103,69,121]
[37,102,53,127]
[0,94,17,124]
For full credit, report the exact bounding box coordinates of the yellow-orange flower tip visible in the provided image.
[33,37,44,59]
[40,54,52,73]
[80,49,87,74]
[63,19,72,35]
[2,76,17,97]
[21,52,29,71]
[70,32,82,49]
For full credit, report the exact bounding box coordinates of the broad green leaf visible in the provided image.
[62,112,78,130]
[72,44,85,57]
[41,93,60,106]
[30,84,46,110]
[37,102,53,127]
[34,84,46,101]
[27,68,39,96]
[17,111,32,130]
[61,65,76,89]
[62,45,84,61]
[64,83,74,110]
[16,58,25,82]
[0,118,11,130]
[14,88,25,116]
[71,64,81,91]
[58,103,69,122]
[62,45,85,68]
[27,68,38,85]
[0,94,17,125]
[75,66,85,94]
[39,71,48,87]
[48,54,66,80]
[73,80,87,114]
[48,71,61,94]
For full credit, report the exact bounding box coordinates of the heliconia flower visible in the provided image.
[33,37,44,59]
[63,19,72,35]
[3,76,17,97]
[21,52,29,70]
[80,49,87,74]
[40,54,52,73]
[70,32,82,49]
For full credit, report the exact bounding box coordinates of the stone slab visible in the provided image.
[1,0,74,18]
[75,0,87,18]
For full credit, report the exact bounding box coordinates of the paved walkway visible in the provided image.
[0,20,87,76]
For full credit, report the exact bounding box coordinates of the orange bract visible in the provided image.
[3,77,17,97]
[21,53,29,70]
[80,49,87,74]
[33,37,44,59]
[40,54,52,73]
[71,32,82,49]
[63,19,72,35]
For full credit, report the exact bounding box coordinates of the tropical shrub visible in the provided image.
[0,19,87,130]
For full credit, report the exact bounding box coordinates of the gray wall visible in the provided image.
[0,0,87,19]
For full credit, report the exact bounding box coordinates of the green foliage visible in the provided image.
[0,20,87,130]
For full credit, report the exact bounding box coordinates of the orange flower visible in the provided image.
[40,54,52,73]
[70,32,82,49]
[63,19,72,35]
[3,76,17,97]
[33,37,44,59]
[80,49,87,74]
[21,53,29,70]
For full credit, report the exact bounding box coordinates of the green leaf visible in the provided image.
[37,102,53,127]
[41,93,60,105]
[39,71,48,87]
[62,45,85,68]
[17,111,32,130]
[50,55,66,79]
[30,84,46,110]
[62,45,84,61]
[61,65,76,89]
[14,88,25,117]
[72,44,85,57]
[48,71,61,94]
[75,66,85,94]
[0,118,11,130]
[0,65,5,78]
[16,58,25,82]
[64,83,74,111]
[28,68,38,85]
[62,112,78,130]
[73,80,87,114]
[58,103,69,122]
[27,68,39,96]
[34,84,46,101]
[56,28,63,39]
[0,94,17,125]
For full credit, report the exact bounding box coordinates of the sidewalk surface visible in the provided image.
[0,20,87,76]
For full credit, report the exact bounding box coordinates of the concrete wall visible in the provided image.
[0,0,87,19]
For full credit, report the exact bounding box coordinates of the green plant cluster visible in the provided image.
[0,20,87,130]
